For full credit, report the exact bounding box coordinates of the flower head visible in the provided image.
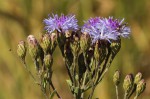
[103,17,131,38]
[81,17,131,43]
[43,14,78,33]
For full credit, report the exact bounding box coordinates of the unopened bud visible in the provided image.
[94,41,100,61]
[50,33,57,45]
[110,39,121,57]
[27,35,39,59]
[113,70,121,86]
[80,32,90,52]
[136,79,146,96]
[70,35,80,56]
[93,41,106,64]
[50,33,57,53]
[65,30,72,38]
[123,74,134,93]
[134,72,143,84]
[17,40,26,61]
[40,34,51,53]
[44,54,53,69]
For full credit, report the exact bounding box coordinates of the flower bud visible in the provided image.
[113,70,121,86]
[17,40,26,61]
[123,74,134,93]
[51,33,57,45]
[49,33,57,54]
[27,35,39,60]
[44,54,53,69]
[70,34,80,56]
[40,33,51,53]
[51,33,57,42]
[93,41,107,66]
[136,79,146,96]
[110,39,121,57]
[94,41,106,63]
[80,32,90,52]
[134,72,143,84]
[65,30,72,38]
[94,41,100,61]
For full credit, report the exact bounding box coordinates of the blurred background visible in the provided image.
[0,0,150,99]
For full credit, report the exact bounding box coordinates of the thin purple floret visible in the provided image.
[43,14,78,33]
[81,17,131,43]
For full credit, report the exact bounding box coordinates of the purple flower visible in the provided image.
[81,17,131,43]
[43,14,78,33]
[103,17,131,38]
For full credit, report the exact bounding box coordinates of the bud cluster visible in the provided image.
[112,71,146,99]
[17,34,59,98]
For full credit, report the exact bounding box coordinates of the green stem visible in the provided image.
[22,61,49,99]
[115,85,119,99]
[128,84,136,98]
[88,86,96,99]
[73,56,77,86]
[34,59,40,73]
[84,68,108,92]
[83,52,90,71]
[73,55,80,99]
[76,89,82,99]
[12,50,38,83]
[88,60,98,99]
[41,86,49,99]
[22,60,37,82]
[50,82,61,98]
[72,54,79,87]
[64,58,73,82]
[124,92,128,99]
[97,68,108,84]
[133,94,138,99]
[81,71,88,98]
